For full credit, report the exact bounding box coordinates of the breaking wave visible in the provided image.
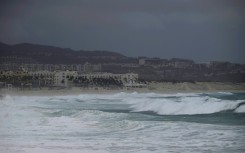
[0,92,245,117]
[129,94,245,115]
[1,92,245,153]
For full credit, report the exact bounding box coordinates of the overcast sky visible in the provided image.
[0,0,244,63]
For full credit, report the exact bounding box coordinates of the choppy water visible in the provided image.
[0,92,245,153]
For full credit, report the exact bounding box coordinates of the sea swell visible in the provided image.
[1,92,245,116]
[1,92,245,153]
[129,95,245,115]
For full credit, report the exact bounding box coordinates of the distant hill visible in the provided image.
[0,42,136,64]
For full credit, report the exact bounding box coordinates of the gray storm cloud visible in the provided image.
[0,0,244,63]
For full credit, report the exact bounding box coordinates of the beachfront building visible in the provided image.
[28,71,54,86]
[79,72,138,85]
[122,73,138,84]
[54,70,78,87]
[0,70,140,88]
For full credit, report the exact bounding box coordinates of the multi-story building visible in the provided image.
[53,70,78,87]
[170,58,194,69]
[28,71,54,86]
[138,58,168,67]
[79,72,138,84]
[83,62,102,72]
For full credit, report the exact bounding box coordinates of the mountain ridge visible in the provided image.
[0,42,133,64]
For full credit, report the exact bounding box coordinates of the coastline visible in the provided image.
[1,82,245,97]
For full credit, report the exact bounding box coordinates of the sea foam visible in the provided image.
[127,93,244,115]
[0,92,245,153]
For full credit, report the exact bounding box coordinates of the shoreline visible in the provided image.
[1,82,245,96]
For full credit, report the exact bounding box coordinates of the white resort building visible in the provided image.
[79,72,138,84]
[0,70,140,88]
[53,70,78,87]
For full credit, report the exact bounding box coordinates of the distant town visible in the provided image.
[0,42,245,89]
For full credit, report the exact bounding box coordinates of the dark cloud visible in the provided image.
[0,0,244,63]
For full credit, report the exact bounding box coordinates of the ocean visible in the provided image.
[0,92,245,153]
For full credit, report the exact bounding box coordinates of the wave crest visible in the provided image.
[130,96,245,115]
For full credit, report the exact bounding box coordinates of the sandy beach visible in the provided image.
[1,82,245,96]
